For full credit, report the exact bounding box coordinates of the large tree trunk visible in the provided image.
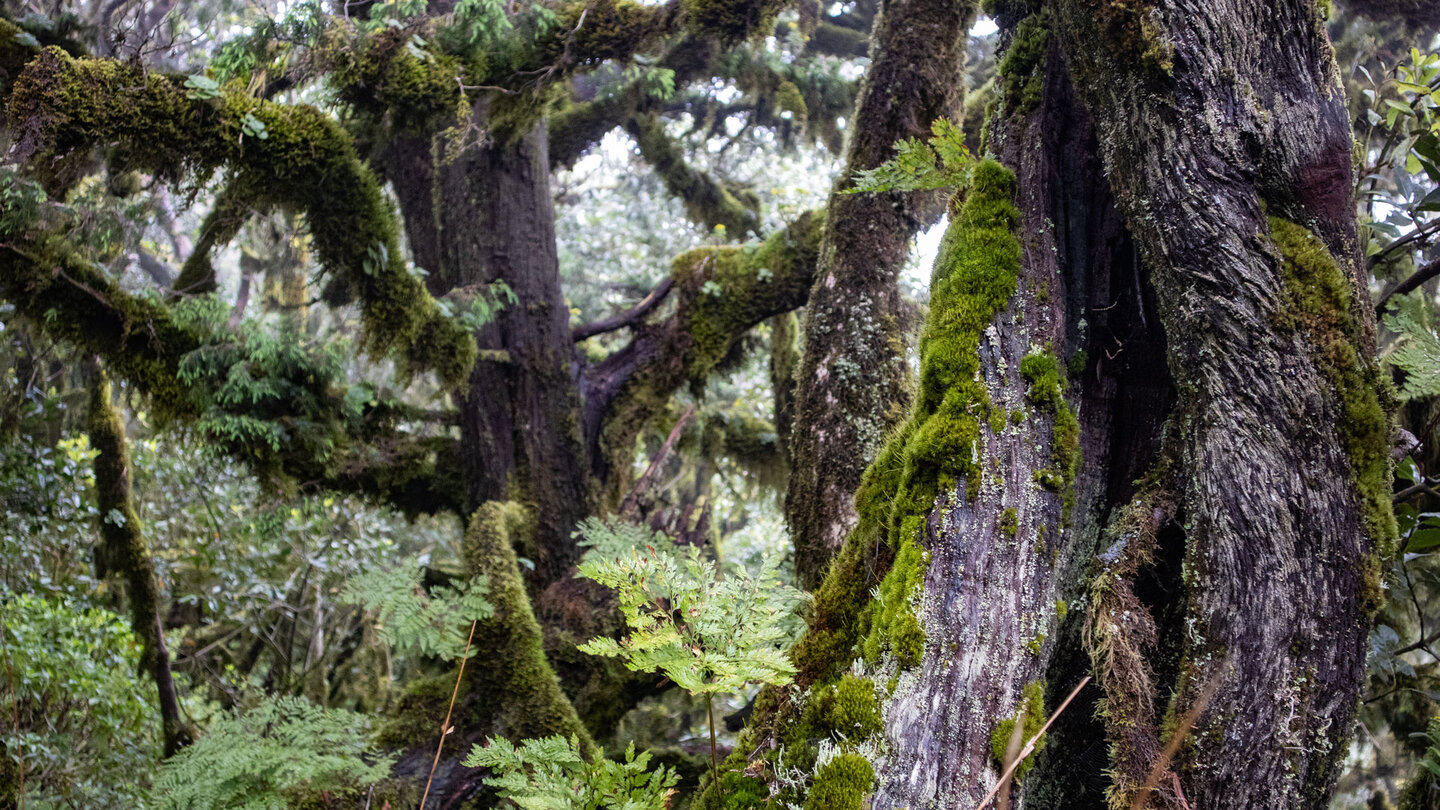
[387,113,590,587]
[1052,1,1390,805]
[759,3,1388,808]
[786,0,978,590]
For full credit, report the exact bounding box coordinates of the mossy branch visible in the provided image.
[7,47,476,387]
[88,368,193,756]
[625,113,761,235]
[583,211,823,491]
[0,229,464,515]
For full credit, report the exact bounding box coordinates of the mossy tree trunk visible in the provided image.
[87,368,193,757]
[757,2,1388,808]
[786,0,979,591]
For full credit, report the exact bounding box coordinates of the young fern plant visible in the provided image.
[463,734,678,810]
[575,523,804,790]
[338,563,492,661]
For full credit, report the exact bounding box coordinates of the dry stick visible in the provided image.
[619,404,697,519]
[419,619,479,810]
[0,624,23,810]
[1128,667,1225,810]
[973,676,1091,810]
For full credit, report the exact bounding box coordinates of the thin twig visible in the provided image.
[420,619,479,810]
[973,676,1090,810]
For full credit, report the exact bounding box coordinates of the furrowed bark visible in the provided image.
[87,368,192,756]
[786,0,978,591]
[1053,0,1391,805]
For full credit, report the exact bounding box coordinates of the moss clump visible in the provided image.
[683,0,786,43]
[1021,350,1081,522]
[805,753,875,810]
[1269,217,1397,612]
[1000,507,1019,538]
[455,502,593,746]
[997,11,1050,115]
[8,48,475,388]
[990,680,1046,782]
[808,674,884,740]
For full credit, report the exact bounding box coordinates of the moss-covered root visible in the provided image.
[462,502,592,745]
[7,47,475,388]
[88,370,193,756]
[379,502,592,782]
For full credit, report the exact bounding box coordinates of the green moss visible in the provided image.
[1025,634,1045,654]
[454,502,593,746]
[1054,599,1068,621]
[1020,350,1081,522]
[989,407,1008,435]
[1269,217,1397,613]
[990,680,1046,782]
[1010,408,1026,425]
[627,113,760,234]
[1000,507,1019,538]
[8,48,475,389]
[997,11,1049,115]
[796,160,1022,676]
[683,0,786,42]
[805,753,875,810]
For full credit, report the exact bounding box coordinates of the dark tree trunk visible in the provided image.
[1052,1,1389,806]
[387,112,590,588]
[787,0,979,591]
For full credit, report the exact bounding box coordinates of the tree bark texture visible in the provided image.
[762,3,1387,809]
[1051,1,1390,806]
[787,0,979,591]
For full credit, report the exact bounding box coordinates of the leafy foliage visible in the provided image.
[848,118,973,194]
[1386,303,1440,400]
[577,535,802,696]
[0,594,157,808]
[339,564,492,660]
[464,734,678,810]
[151,695,391,810]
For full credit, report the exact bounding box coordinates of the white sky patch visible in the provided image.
[903,215,948,301]
[971,17,999,37]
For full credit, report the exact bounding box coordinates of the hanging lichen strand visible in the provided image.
[6,47,476,389]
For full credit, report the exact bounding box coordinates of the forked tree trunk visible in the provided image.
[780,2,1389,808]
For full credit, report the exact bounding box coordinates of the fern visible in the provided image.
[339,564,492,660]
[463,734,677,810]
[576,537,802,697]
[574,516,675,564]
[1385,302,1440,400]
[151,695,391,810]
[848,118,974,194]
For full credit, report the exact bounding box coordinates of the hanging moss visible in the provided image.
[1269,216,1396,613]
[7,48,475,388]
[990,680,1047,782]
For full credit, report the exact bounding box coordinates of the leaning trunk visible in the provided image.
[88,369,192,757]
